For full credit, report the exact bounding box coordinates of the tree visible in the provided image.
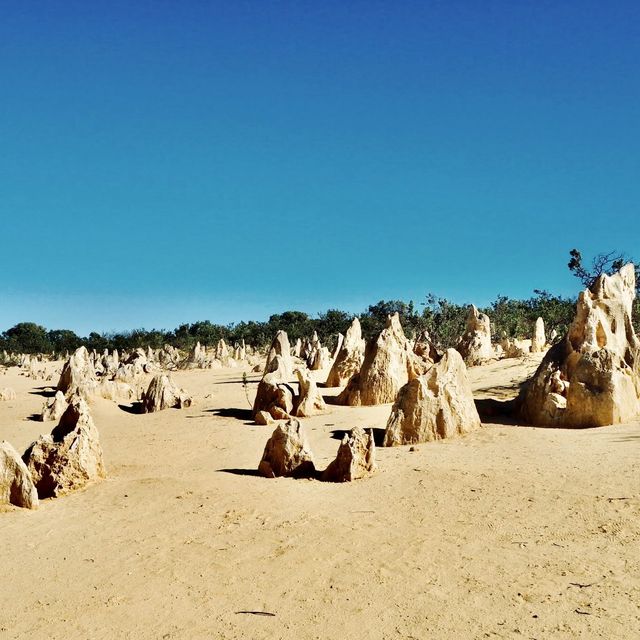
[48,329,82,354]
[2,322,52,353]
[568,249,639,292]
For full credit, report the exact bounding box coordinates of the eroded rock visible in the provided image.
[23,398,106,498]
[518,264,640,427]
[258,418,316,478]
[0,441,39,509]
[322,427,376,482]
[384,349,481,445]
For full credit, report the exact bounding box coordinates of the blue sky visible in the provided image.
[1,1,639,335]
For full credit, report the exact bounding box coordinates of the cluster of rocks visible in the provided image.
[384,349,481,445]
[184,339,258,370]
[1,397,105,510]
[258,418,377,483]
[517,264,640,427]
[252,355,327,424]
[336,313,436,406]
[0,387,17,401]
[253,330,330,423]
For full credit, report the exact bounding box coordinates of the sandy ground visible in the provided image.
[1,356,639,639]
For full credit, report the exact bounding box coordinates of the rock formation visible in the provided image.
[0,441,39,509]
[408,330,440,379]
[309,346,331,371]
[531,317,546,353]
[258,418,316,478]
[384,349,481,446]
[500,334,531,359]
[265,331,293,379]
[57,346,98,398]
[456,305,495,366]
[325,318,365,387]
[23,398,106,498]
[337,314,410,406]
[293,369,327,417]
[322,427,377,482]
[518,264,640,427]
[40,390,68,422]
[252,355,295,421]
[0,388,16,401]
[142,374,192,413]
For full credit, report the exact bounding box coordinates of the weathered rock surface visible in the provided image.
[258,418,316,478]
[322,427,376,482]
[384,349,482,446]
[142,374,192,413]
[325,318,366,388]
[265,331,293,379]
[40,390,68,422]
[408,330,440,379]
[531,317,546,353]
[293,369,327,417]
[337,314,410,406]
[252,355,295,421]
[255,410,274,426]
[0,441,39,509]
[518,264,640,427]
[23,398,106,498]
[500,335,532,359]
[0,388,17,401]
[456,305,495,366]
[57,346,98,398]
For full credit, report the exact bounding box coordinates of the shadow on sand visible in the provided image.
[330,427,386,446]
[118,402,144,415]
[207,407,254,422]
[28,387,56,398]
[216,468,262,477]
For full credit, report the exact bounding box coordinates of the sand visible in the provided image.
[1,356,639,639]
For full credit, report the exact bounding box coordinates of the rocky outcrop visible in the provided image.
[325,318,365,388]
[258,419,316,478]
[0,442,39,509]
[0,388,17,401]
[265,331,293,379]
[252,355,295,421]
[337,314,410,406]
[518,264,640,427]
[322,427,376,482]
[531,317,546,353]
[293,369,327,417]
[500,334,531,359]
[40,390,68,422]
[408,330,440,379]
[309,346,331,371]
[384,349,481,446]
[57,346,98,398]
[456,305,495,366]
[23,398,106,498]
[142,374,192,413]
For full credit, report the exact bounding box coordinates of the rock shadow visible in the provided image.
[330,427,386,446]
[208,407,254,422]
[118,402,144,415]
[28,387,56,398]
[216,468,262,477]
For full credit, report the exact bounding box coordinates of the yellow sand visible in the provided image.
[1,355,639,639]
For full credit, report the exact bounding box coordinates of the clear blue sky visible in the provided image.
[1,1,639,335]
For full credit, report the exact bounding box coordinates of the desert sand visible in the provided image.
[1,355,639,639]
